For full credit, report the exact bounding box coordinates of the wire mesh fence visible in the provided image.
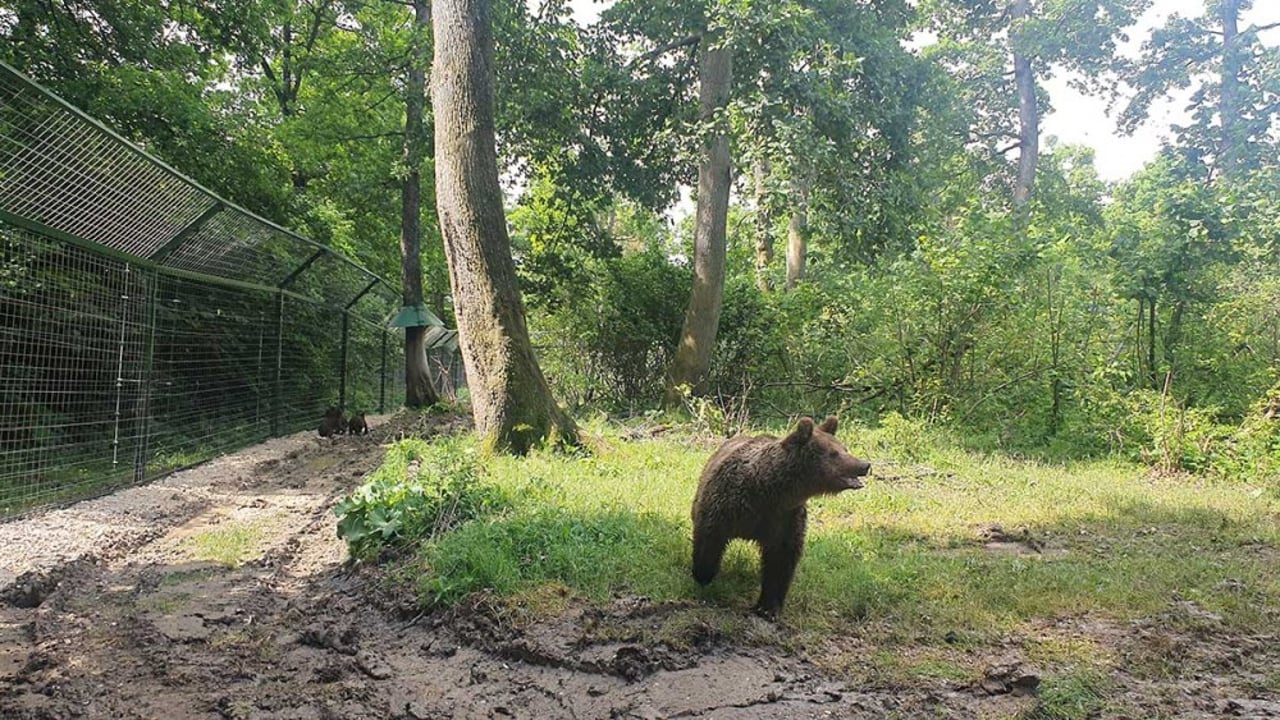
[0,62,425,515]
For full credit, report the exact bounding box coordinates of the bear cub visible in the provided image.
[690,415,870,618]
[347,412,369,435]
[318,407,345,438]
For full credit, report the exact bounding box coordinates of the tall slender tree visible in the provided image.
[663,39,734,408]
[1121,0,1279,181]
[401,0,439,408]
[921,0,1150,209]
[784,174,808,290]
[1010,0,1038,210]
[752,158,774,292]
[432,0,579,452]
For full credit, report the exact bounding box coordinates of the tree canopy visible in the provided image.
[3,0,1278,466]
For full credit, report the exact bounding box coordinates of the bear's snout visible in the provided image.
[842,460,871,490]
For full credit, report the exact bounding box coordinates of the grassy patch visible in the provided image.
[160,565,224,586]
[381,417,1279,648]
[182,519,270,566]
[1024,635,1111,669]
[904,653,981,684]
[420,508,689,605]
[1023,669,1111,720]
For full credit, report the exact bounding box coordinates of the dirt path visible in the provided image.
[0,414,983,720]
[0,416,1276,719]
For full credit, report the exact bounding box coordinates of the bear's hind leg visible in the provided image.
[754,507,807,619]
[692,529,729,586]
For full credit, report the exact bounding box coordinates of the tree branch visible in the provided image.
[957,366,1045,423]
[292,1,331,100]
[321,131,404,143]
[973,129,1019,142]
[259,59,289,110]
[628,34,702,68]
[259,59,278,86]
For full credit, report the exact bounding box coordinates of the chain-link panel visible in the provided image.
[0,63,445,516]
[145,275,278,474]
[0,224,148,512]
[0,70,212,260]
[0,62,393,329]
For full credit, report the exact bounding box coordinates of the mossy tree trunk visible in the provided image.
[401,0,439,409]
[1218,0,1243,179]
[753,158,773,292]
[431,0,578,452]
[1011,0,1039,211]
[663,40,733,409]
[784,173,808,291]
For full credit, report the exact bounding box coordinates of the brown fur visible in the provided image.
[347,413,369,435]
[318,407,345,438]
[690,415,870,618]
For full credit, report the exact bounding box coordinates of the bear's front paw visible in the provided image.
[751,602,781,621]
[692,567,717,586]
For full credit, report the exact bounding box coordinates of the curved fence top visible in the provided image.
[0,61,398,320]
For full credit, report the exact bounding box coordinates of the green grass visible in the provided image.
[375,417,1278,657]
[181,518,271,566]
[1023,669,1111,720]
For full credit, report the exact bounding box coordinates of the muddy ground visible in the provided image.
[0,414,1276,719]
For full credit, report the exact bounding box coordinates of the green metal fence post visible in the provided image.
[255,311,265,431]
[134,267,159,483]
[379,330,388,414]
[109,264,134,473]
[272,249,325,435]
[272,292,284,435]
[339,279,379,412]
[339,311,350,410]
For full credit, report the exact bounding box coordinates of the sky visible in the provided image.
[565,0,1280,183]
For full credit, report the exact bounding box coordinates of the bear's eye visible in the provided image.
[828,450,838,458]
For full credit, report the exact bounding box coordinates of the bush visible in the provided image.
[1066,382,1280,483]
[533,247,690,408]
[335,438,510,558]
[1207,385,1280,487]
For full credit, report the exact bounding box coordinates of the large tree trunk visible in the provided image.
[1011,0,1039,210]
[1219,0,1242,178]
[401,0,439,409]
[753,158,773,292]
[784,174,808,291]
[432,0,578,452]
[662,41,733,409]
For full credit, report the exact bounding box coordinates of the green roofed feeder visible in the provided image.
[421,325,459,352]
[389,303,444,329]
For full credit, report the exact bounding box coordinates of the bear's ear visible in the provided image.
[784,417,815,447]
[819,415,838,434]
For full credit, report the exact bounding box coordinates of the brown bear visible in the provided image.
[690,415,870,618]
[318,407,345,438]
[347,412,369,435]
